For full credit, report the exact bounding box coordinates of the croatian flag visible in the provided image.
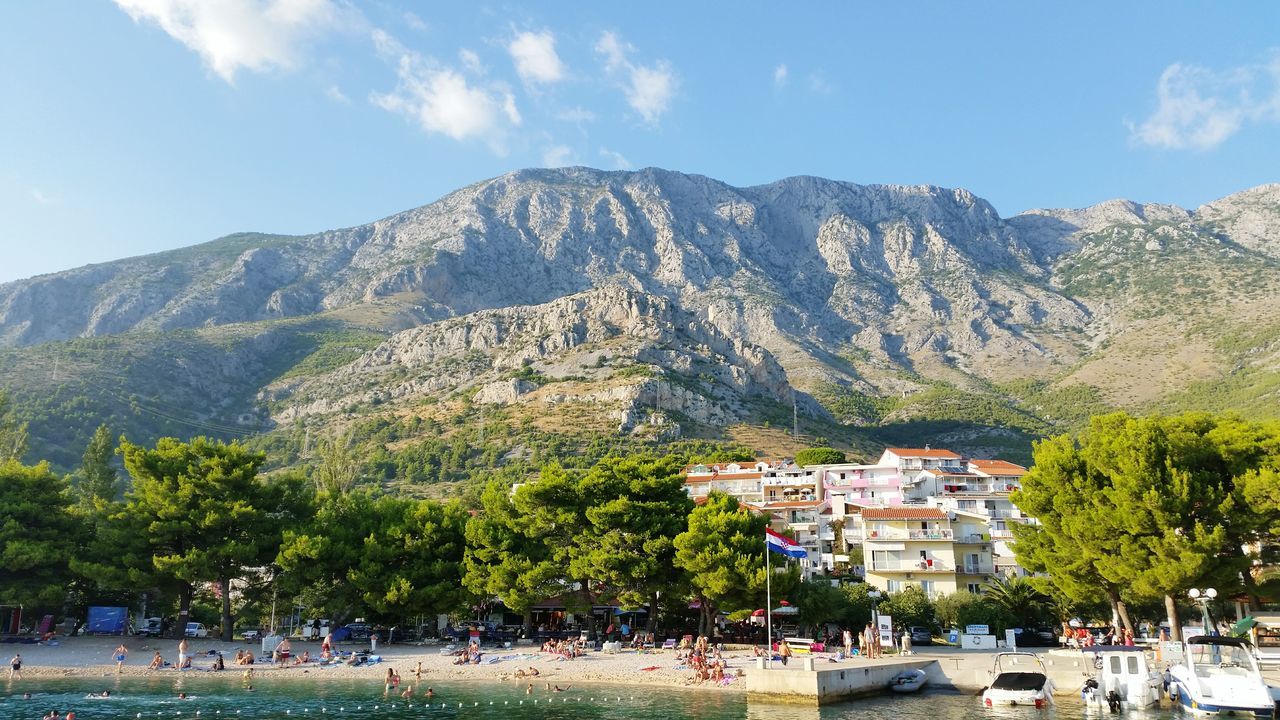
[765,528,807,559]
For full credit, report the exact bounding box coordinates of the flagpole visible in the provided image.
[765,533,772,668]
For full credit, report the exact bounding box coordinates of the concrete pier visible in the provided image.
[745,656,944,705]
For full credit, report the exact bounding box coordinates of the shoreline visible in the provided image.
[2,636,747,693]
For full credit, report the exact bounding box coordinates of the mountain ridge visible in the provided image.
[2,168,1278,473]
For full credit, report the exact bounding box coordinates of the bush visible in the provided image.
[794,447,846,466]
[880,586,935,630]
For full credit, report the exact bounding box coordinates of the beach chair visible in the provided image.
[661,638,677,650]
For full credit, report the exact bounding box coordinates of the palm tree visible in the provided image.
[983,574,1051,628]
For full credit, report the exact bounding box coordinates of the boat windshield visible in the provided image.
[1189,642,1258,672]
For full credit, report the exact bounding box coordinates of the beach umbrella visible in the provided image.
[751,609,766,617]
[771,605,799,616]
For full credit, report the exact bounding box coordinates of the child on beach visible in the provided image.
[114,643,128,673]
[10,653,23,679]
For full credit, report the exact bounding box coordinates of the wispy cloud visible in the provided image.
[31,188,54,205]
[324,84,349,104]
[370,29,520,153]
[542,144,574,167]
[113,0,346,84]
[508,30,566,86]
[773,64,788,88]
[402,11,427,32]
[459,48,483,74]
[807,72,833,95]
[1131,52,1280,150]
[594,31,676,125]
[599,146,631,170]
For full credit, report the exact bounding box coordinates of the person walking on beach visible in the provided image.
[114,643,128,673]
[177,638,189,671]
[8,653,21,679]
[842,628,852,657]
[778,638,792,666]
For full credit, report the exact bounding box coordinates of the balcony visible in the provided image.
[990,528,1014,539]
[871,561,955,573]
[955,533,990,544]
[960,565,995,575]
[907,529,953,541]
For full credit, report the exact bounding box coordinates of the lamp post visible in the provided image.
[868,590,882,629]
[1188,587,1217,636]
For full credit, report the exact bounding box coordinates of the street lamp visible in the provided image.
[1188,587,1217,635]
[868,590,882,626]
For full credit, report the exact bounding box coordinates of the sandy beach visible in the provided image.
[1,636,752,692]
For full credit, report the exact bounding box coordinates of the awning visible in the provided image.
[1232,616,1257,636]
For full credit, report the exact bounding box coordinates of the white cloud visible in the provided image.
[31,188,53,205]
[459,48,483,74]
[113,0,343,83]
[599,146,631,170]
[543,144,574,167]
[808,73,833,95]
[594,31,677,125]
[402,11,427,32]
[1131,54,1280,150]
[508,30,566,86]
[557,106,596,124]
[773,64,788,88]
[324,84,349,104]
[370,31,519,153]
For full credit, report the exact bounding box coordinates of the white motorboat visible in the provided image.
[889,668,928,693]
[1166,636,1275,718]
[982,652,1054,709]
[1080,646,1161,713]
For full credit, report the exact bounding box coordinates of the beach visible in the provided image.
[1,636,751,692]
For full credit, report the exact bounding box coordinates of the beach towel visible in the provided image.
[640,666,661,672]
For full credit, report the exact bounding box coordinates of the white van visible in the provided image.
[184,622,209,638]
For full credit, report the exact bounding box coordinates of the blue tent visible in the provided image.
[330,627,352,642]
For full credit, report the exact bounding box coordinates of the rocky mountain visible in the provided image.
[2,169,1278,472]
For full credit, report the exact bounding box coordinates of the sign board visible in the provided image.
[1182,626,1204,640]
[1161,641,1185,662]
[877,615,893,647]
[961,634,997,649]
[948,628,959,644]
[1005,628,1018,649]
[965,624,990,635]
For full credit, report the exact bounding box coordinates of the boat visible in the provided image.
[982,652,1054,709]
[889,668,928,693]
[1079,646,1161,713]
[1166,636,1275,718]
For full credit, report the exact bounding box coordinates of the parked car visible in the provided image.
[137,617,163,637]
[1011,627,1056,647]
[342,622,373,639]
[184,622,210,638]
[908,626,934,645]
[241,629,262,641]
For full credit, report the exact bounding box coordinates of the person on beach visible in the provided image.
[177,638,189,670]
[778,638,792,666]
[114,643,128,673]
[414,661,422,678]
[275,638,292,664]
[148,652,164,670]
[213,653,225,671]
[9,653,22,679]
[842,628,852,656]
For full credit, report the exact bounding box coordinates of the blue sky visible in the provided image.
[2,2,1279,284]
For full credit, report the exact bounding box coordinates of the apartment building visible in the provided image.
[860,506,996,597]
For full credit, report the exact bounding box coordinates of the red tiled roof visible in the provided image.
[684,471,764,483]
[886,447,962,459]
[861,507,948,520]
[969,459,1027,476]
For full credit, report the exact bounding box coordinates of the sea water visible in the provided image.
[0,677,1184,720]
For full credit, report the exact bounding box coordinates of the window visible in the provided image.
[920,581,935,597]
[886,580,902,592]
[1126,656,1139,675]
[967,583,982,593]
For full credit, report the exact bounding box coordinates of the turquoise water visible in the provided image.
[0,678,1183,720]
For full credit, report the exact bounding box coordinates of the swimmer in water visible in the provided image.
[177,693,187,700]
[526,683,533,695]
[553,685,571,692]
[425,688,435,699]
[401,686,413,699]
